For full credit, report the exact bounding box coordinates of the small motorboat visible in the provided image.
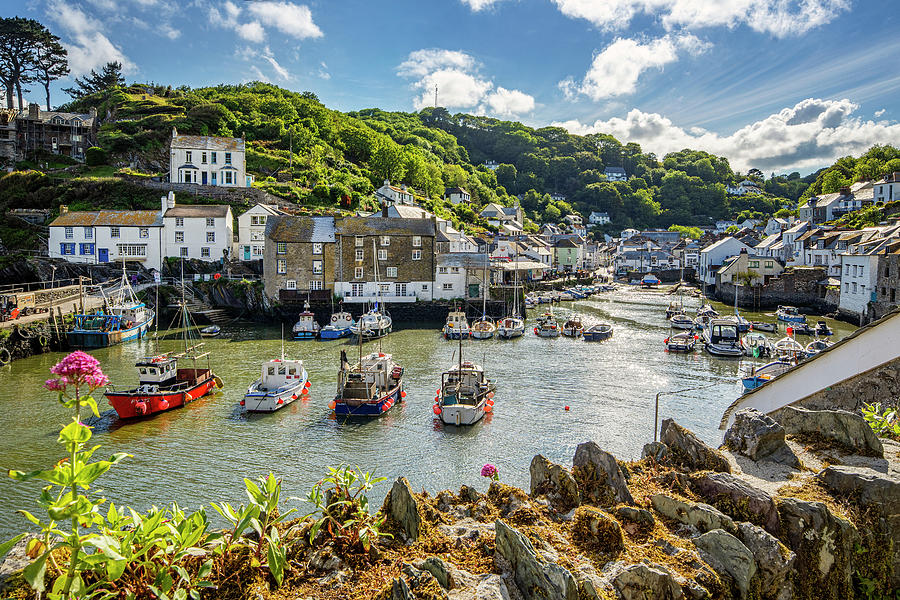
[814,321,834,336]
[200,325,221,338]
[741,360,792,392]
[241,357,309,412]
[350,308,392,340]
[435,358,496,427]
[562,316,584,337]
[776,305,806,323]
[670,313,695,330]
[697,304,720,319]
[292,302,321,340]
[535,313,560,337]
[665,301,681,319]
[536,311,554,326]
[805,338,834,356]
[497,316,525,339]
[471,317,497,340]
[320,309,355,340]
[750,321,777,333]
[703,319,743,357]
[788,323,814,336]
[774,335,805,362]
[743,333,773,358]
[443,310,470,340]
[724,314,751,333]
[583,323,613,342]
[693,315,713,330]
[665,331,697,353]
[332,349,404,417]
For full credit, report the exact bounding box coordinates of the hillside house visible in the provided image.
[169,128,249,187]
[444,187,471,205]
[237,203,286,261]
[10,103,98,162]
[480,203,523,231]
[263,216,336,301]
[604,167,626,182]
[589,211,610,225]
[716,248,783,286]
[874,172,900,203]
[699,236,753,287]
[375,180,416,206]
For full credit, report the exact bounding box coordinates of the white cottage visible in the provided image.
[162,194,234,262]
[237,203,285,261]
[375,180,415,205]
[48,206,164,270]
[169,127,250,187]
[699,236,753,286]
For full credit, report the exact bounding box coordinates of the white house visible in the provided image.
[874,172,900,203]
[620,228,639,240]
[49,206,164,271]
[170,128,249,187]
[483,160,500,171]
[589,211,610,225]
[444,187,470,205]
[237,203,285,261]
[715,220,738,233]
[604,167,626,182]
[162,195,234,262]
[434,253,488,300]
[699,236,752,286]
[764,218,791,236]
[375,180,415,205]
[782,220,809,264]
[839,226,900,321]
[480,203,524,230]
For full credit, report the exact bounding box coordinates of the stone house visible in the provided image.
[716,248,784,286]
[10,103,98,162]
[334,216,436,303]
[48,206,164,270]
[263,216,336,302]
[872,248,900,319]
[169,128,249,187]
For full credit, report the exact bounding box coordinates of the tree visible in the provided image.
[821,169,850,194]
[62,61,125,99]
[668,224,703,239]
[0,17,53,109]
[32,31,67,110]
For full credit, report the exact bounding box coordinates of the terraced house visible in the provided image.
[263,216,336,302]
[48,206,164,270]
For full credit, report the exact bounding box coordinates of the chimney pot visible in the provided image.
[382,203,389,218]
[839,186,851,196]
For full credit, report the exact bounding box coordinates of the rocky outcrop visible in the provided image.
[604,562,685,600]
[571,441,634,506]
[572,506,624,551]
[382,477,421,543]
[735,522,795,600]
[693,529,756,599]
[778,406,884,457]
[690,472,780,534]
[651,494,736,534]
[660,418,731,472]
[642,441,669,461]
[529,454,580,511]
[494,519,578,600]
[724,408,800,466]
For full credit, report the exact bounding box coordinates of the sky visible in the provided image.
[6,0,900,175]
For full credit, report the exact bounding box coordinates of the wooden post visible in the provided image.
[78,276,84,314]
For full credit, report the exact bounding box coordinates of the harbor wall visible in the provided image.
[714,266,832,311]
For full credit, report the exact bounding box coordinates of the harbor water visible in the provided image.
[0,287,855,538]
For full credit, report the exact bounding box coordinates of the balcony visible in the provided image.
[342,290,419,303]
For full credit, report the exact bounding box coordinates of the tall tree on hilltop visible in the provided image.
[0,17,50,110]
[62,61,125,100]
[32,32,68,110]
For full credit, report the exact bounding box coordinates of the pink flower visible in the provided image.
[44,377,68,392]
[49,351,106,390]
[481,464,498,479]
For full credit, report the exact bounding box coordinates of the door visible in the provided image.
[243,245,251,260]
[468,283,480,299]
[98,248,109,262]
[202,171,208,185]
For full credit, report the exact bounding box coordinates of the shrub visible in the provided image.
[85,146,108,166]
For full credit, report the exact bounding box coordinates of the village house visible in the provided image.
[589,211,610,225]
[162,195,233,262]
[5,103,98,163]
[375,180,416,206]
[716,248,784,286]
[781,220,810,264]
[237,203,285,261]
[263,216,336,302]
[603,166,627,182]
[482,160,500,171]
[444,187,471,205]
[725,179,762,196]
[839,225,900,323]
[764,217,792,236]
[169,128,249,187]
[333,216,436,303]
[480,202,524,232]
[698,236,753,287]
[553,237,581,272]
[48,205,164,271]
[715,220,738,233]
[874,172,900,203]
[872,245,900,319]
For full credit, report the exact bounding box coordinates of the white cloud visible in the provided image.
[555,98,900,173]
[246,1,323,39]
[876,109,887,118]
[561,34,708,101]
[235,46,293,82]
[459,0,504,11]
[237,21,265,42]
[160,24,181,40]
[551,0,850,38]
[46,0,134,76]
[318,62,331,80]
[397,48,535,117]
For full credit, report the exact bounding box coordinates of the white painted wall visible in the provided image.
[236,204,276,261]
[163,211,234,262]
[50,224,164,271]
[839,253,879,317]
[170,139,247,187]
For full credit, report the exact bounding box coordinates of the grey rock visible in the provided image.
[693,529,756,599]
[382,477,421,542]
[605,562,685,600]
[529,454,580,511]
[448,574,512,600]
[736,522,795,600]
[384,577,414,600]
[724,408,800,466]
[614,505,655,528]
[494,519,579,600]
[776,497,858,598]
[650,494,736,534]
[570,562,611,600]
[690,471,780,534]
[418,556,452,589]
[307,547,344,572]
[458,485,482,503]
[0,535,38,592]
[660,418,731,472]
[571,441,634,507]
[642,441,669,461]
[572,506,624,552]
[779,406,884,457]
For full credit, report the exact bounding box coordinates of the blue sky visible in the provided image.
[7,0,900,174]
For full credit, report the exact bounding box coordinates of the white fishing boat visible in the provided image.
[814,321,834,336]
[665,331,696,353]
[776,305,806,323]
[497,316,525,339]
[562,315,584,337]
[697,304,720,318]
[773,334,805,362]
[804,338,834,356]
[434,333,495,427]
[743,333,773,358]
[741,360,792,392]
[351,308,392,339]
[534,310,560,337]
[242,357,309,412]
[750,321,777,333]
[443,310,470,339]
[292,302,321,340]
[471,317,496,340]
[703,319,743,357]
[670,313,695,330]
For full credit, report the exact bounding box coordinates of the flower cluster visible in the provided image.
[45,351,108,393]
[481,463,499,481]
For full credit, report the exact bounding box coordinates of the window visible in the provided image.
[380,283,391,293]
[175,231,184,243]
[378,249,387,261]
[206,231,215,243]
[251,230,265,241]
[252,245,264,257]
[355,236,364,247]
[442,283,453,290]
[845,283,849,293]
[79,243,93,255]
[201,152,207,164]
[183,170,193,183]
[765,261,774,268]
[853,282,858,293]
[412,249,422,260]
[206,218,215,227]
[211,152,217,164]
[422,284,428,291]
[412,235,422,247]
[892,288,896,303]
[110,227,120,238]
[224,171,233,185]
[84,227,93,240]
[225,152,232,164]
[250,215,266,226]
[175,217,184,227]
[748,260,759,268]
[139,228,149,238]
[180,247,188,257]
[451,267,460,273]
[285,280,297,290]
[117,244,147,257]
[355,266,364,279]
[201,247,210,258]
[313,260,323,274]
[386,267,397,278]
[313,243,323,255]
[350,283,364,297]
[185,151,192,163]
[276,242,287,254]
[64,226,73,239]
[395,283,407,296]
[380,235,390,246]
[845,264,850,275]
[438,266,448,274]
[277,259,286,274]
[310,280,323,290]
[355,249,364,261]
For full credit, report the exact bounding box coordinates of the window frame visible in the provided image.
[354,266,364,279]
[277,259,287,274]
[109,226,120,238]
[276,242,287,254]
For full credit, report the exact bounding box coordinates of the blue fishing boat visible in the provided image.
[776,305,806,323]
[583,323,613,341]
[741,360,792,392]
[67,270,154,349]
[332,349,404,417]
[320,309,355,340]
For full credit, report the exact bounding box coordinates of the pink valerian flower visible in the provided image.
[481,464,499,481]
[44,377,68,392]
[49,351,107,390]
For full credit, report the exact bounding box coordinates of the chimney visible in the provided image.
[172,126,177,139]
[893,171,900,182]
[167,191,176,209]
[839,186,851,196]
[160,195,168,216]
[381,203,389,218]
[383,179,390,187]
[59,205,68,214]
[28,103,40,120]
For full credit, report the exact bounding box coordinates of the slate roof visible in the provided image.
[172,133,245,152]
[604,167,626,175]
[50,210,161,227]
[22,109,96,127]
[555,238,580,248]
[336,217,435,237]
[265,216,336,243]
[165,204,231,218]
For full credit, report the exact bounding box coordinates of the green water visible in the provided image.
[0,288,856,538]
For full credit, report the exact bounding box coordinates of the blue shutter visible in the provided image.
[60,243,65,255]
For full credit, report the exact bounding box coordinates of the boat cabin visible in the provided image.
[339,352,398,400]
[442,362,487,404]
[446,311,468,327]
[707,320,739,344]
[112,302,148,327]
[135,356,178,386]
[330,311,354,328]
[259,359,305,391]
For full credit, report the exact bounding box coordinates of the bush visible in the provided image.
[85,146,109,166]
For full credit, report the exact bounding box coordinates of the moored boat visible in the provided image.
[331,349,404,417]
[292,302,321,340]
[320,308,355,340]
[497,316,525,339]
[241,357,309,412]
[743,333,773,358]
[67,269,155,349]
[805,338,834,356]
[669,313,695,330]
[814,320,834,336]
[741,360,792,392]
[774,334,805,362]
[534,312,560,337]
[200,325,220,338]
[750,321,777,333]
[583,323,613,342]
[562,316,584,337]
[471,317,496,340]
[350,308,392,340]
[703,319,743,357]
[435,360,496,426]
[665,331,696,353]
[443,310,470,339]
[776,305,806,323]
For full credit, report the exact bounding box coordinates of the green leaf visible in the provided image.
[23,549,49,593]
[107,559,127,581]
[59,420,92,445]
[266,535,286,586]
[0,534,26,560]
[198,559,213,579]
[82,395,101,418]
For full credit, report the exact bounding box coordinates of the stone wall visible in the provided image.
[714,266,831,310]
[120,178,291,210]
[275,299,508,326]
[872,254,900,320]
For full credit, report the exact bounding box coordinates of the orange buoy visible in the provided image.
[433,404,441,415]
[485,405,492,413]
[328,400,336,410]
[401,391,407,398]
[564,405,570,411]
[487,391,494,399]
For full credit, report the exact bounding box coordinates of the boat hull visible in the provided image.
[497,328,524,339]
[105,373,217,419]
[243,381,308,412]
[705,343,743,357]
[562,327,583,337]
[444,330,470,340]
[471,330,495,340]
[319,327,351,340]
[777,313,807,323]
[67,316,153,349]
[440,400,486,426]
[334,384,401,417]
[751,322,777,332]
[584,329,613,342]
[293,330,319,340]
